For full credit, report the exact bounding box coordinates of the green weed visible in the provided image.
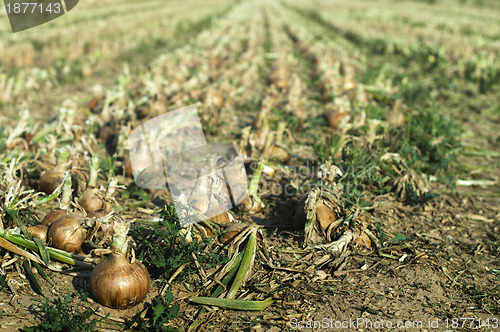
[123,292,179,332]
[315,137,392,206]
[22,292,106,332]
[383,105,463,174]
[130,204,228,285]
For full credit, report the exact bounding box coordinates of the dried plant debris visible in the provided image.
[381,153,437,204]
[294,162,377,251]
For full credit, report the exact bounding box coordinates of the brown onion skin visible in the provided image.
[47,214,87,253]
[28,225,48,242]
[211,211,233,227]
[325,111,349,130]
[219,222,248,245]
[353,231,372,249]
[38,170,65,195]
[39,170,78,195]
[42,209,68,226]
[90,252,150,309]
[270,145,291,164]
[80,188,103,213]
[315,201,337,231]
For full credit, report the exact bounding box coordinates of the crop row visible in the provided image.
[0,0,235,107]
[283,0,499,92]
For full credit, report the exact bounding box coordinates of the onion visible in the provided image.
[270,145,291,164]
[353,230,372,249]
[47,214,87,253]
[315,201,337,231]
[240,194,264,214]
[325,111,349,130]
[42,171,73,227]
[206,91,224,108]
[90,219,150,309]
[90,252,150,309]
[210,211,235,227]
[39,170,66,195]
[28,225,48,242]
[80,188,104,213]
[219,222,248,245]
[42,209,68,226]
[39,148,75,195]
[80,155,104,213]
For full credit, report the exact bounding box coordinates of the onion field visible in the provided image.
[0,0,499,330]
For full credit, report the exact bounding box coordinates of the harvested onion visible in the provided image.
[219,222,248,245]
[90,252,150,309]
[28,225,48,242]
[325,111,349,131]
[39,170,66,195]
[42,173,73,226]
[39,147,74,195]
[47,214,87,253]
[80,155,105,213]
[80,187,104,213]
[210,211,235,227]
[42,209,68,227]
[270,145,291,164]
[90,219,150,309]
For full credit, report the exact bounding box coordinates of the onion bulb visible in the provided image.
[315,201,338,231]
[210,211,235,227]
[39,148,74,195]
[47,214,87,253]
[42,209,68,226]
[39,170,66,195]
[80,155,104,213]
[28,225,48,242]
[90,252,150,309]
[325,111,350,131]
[240,194,264,214]
[90,219,150,309]
[353,230,372,248]
[80,188,104,213]
[219,222,248,245]
[270,145,291,164]
[205,91,224,108]
[42,171,73,227]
